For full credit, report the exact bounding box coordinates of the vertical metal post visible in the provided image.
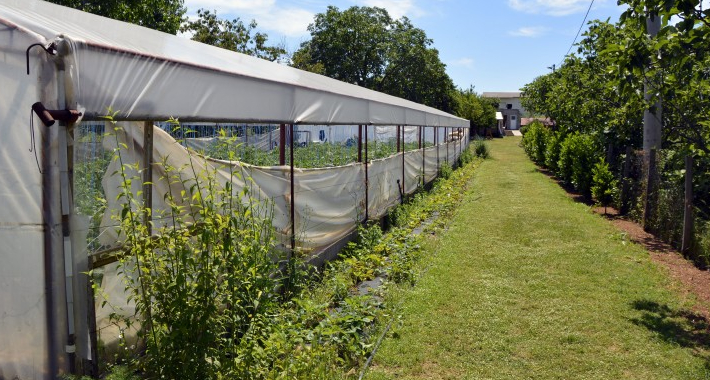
[143,121,153,233]
[364,124,369,221]
[435,126,439,169]
[421,127,425,187]
[290,124,295,252]
[396,125,401,153]
[682,155,694,253]
[401,125,406,199]
[357,125,363,163]
[445,127,449,163]
[279,123,286,166]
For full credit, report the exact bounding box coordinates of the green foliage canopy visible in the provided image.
[292,6,457,113]
[46,0,186,34]
[180,9,286,61]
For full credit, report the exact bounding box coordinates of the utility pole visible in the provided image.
[643,9,662,153]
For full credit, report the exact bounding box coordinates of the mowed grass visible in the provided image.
[366,137,710,380]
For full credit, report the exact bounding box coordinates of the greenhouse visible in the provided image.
[0,0,469,379]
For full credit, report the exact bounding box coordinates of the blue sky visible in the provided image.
[182,0,626,93]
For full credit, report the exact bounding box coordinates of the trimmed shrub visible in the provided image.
[558,133,599,196]
[591,159,618,212]
[521,121,550,166]
[544,131,564,173]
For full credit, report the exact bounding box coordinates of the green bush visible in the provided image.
[521,121,550,166]
[544,131,564,173]
[591,159,618,212]
[558,133,599,196]
[472,137,490,159]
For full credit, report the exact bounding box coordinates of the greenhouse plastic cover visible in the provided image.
[98,123,462,251]
[93,122,466,348]
[0,1,468,378]
[0,0,468,127]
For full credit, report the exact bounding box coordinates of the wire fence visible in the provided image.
[618,148,710,267]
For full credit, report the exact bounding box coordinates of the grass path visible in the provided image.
[366,137,710,379]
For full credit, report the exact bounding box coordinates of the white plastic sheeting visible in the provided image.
[0,1,469,378]
[0,17,52,380]
[0,0,468,128]
[92,123,468,348]
[98,123,467,250]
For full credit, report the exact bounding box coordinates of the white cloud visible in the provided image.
[507,0,608,16]
[184,0,314,37]
[357,0,424,19]
[509,26,550,37]
[449,57,474,68]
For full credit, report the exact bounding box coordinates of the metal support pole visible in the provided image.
[401,125,406,200]
[445,127,449,163]
[421,127,425,187]
[682,155,694,253]
[279,123,286,166]
[396,125,401,153]
[290,124,295,252]
[143,121,153,232]
[364,124,369,221]
[435,126,439,169]
[358,125,363,163]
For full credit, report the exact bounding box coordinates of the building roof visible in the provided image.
[482,92,522,99]
[1,0,468,127]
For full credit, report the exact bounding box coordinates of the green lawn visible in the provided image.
[366,137,710,379]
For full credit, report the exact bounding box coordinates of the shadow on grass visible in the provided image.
[631,299,710,357]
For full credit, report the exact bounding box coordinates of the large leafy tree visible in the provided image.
[46,0,186,34]
[521,19,644,149]
[454,87,497,130]
[292,6,457,112]
[299,6,391,88]
[180,9,286,61]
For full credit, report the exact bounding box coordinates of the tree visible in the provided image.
[180,9,285,61]
[46,0,186,34]
[591,160,618,214]
[292,6,456,112]
[454,87,496,134]
[302,6,391,88]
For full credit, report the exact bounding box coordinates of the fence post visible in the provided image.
[290,124,296,252]
[420,126,424,187]
[396,125,401,153]
[357,125,363,163]
[682,155,694,253]
[620,146,632,215]
[279,124,286,166]
[142,121,154,232]
[435,126,439,169]
[643,148,657,232]
[445,127,449,163]
[401,125,406,202]
[364,124,369,221]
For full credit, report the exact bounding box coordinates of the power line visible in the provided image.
[560,0,595,66]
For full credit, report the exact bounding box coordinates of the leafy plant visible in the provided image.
[472,137,490,159]
[591,159,618,214]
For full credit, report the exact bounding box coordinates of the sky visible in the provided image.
[181,0,628,93]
